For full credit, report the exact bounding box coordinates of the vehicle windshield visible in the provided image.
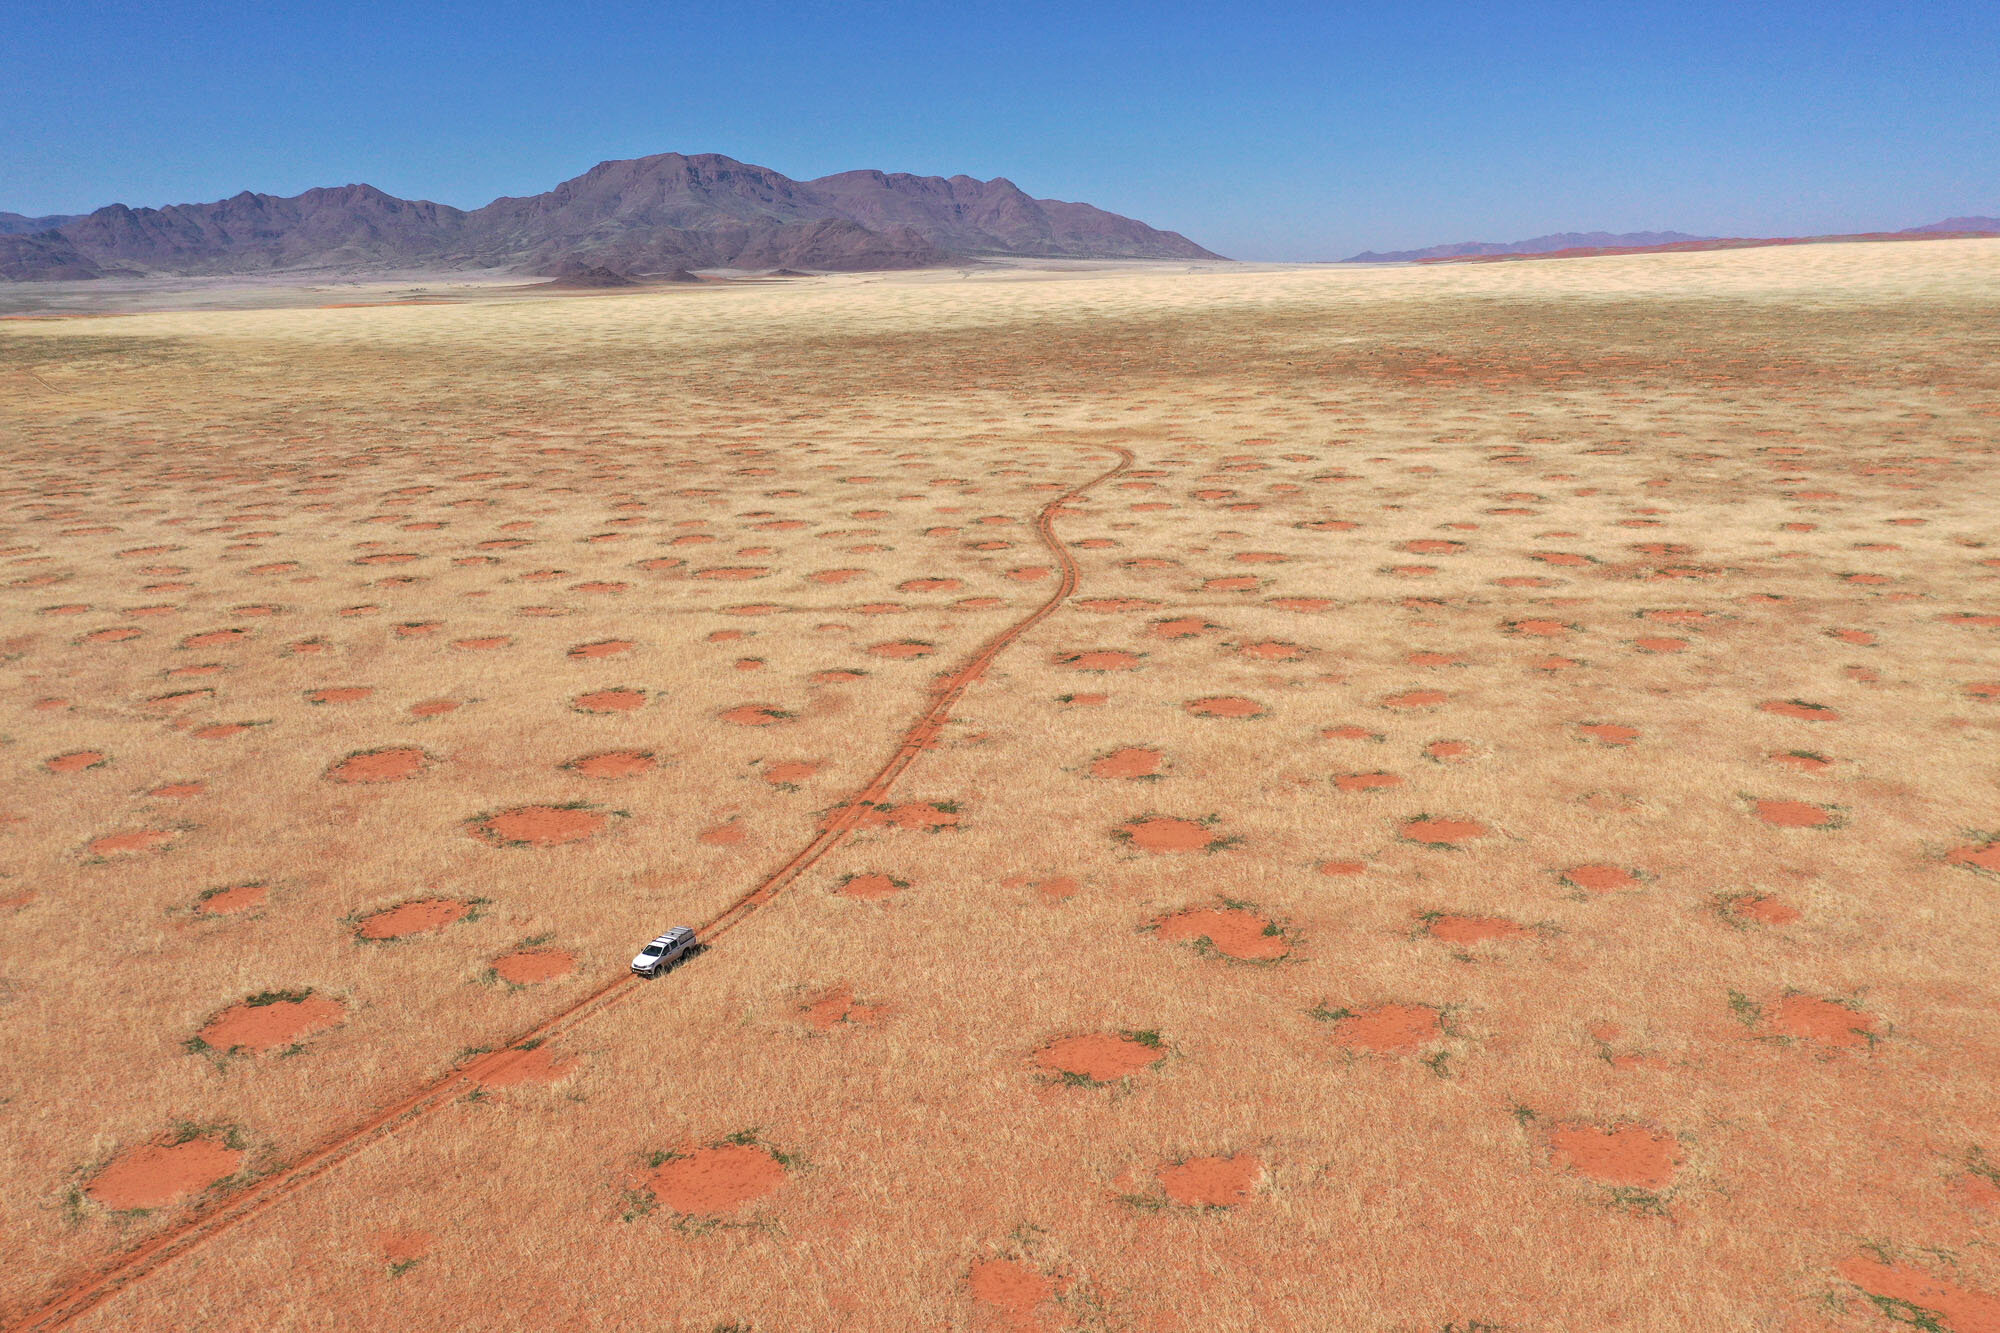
[641,943,665,956]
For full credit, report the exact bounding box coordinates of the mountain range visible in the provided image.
[0,152,1219,282]
[1344,220,2000,263]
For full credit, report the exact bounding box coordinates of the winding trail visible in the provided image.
[11,445,1135,1333]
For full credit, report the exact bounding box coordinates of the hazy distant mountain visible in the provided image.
[1345,217,2000,263]
[0,152,1219,281]
[1343,231,1712,263]
[0,211,82,235]
[1899,216,2000,234]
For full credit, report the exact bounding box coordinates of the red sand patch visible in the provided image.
[357,899,473,940]
[1334,771,1403,792]
[1401,817,1489,846]
[799,985,890,1030]
[1060,650,1141,671]
[1770,751,1832,772]
[1425,740,1475,762]
[198,883,266,915]
[1563,864,1642,893]
[1034,1033,1163,1082]
[46,750,108,773]
[1836,1256,2000,1333]
[838,872,905,900]
[1186,695,1264,718]
[763,760,820,786]
[968,1258,1054,1330]
[853,802,961,831]
[472,805,610,847]
[451,636,511,651]
[1120,816,1223,853]
[1548,1123,1683,1189]
[1329,1002,1442,1052]
[1724,893,1800,924]
[1577,723,1639,746]
[868,640,935,659]
[1090,747,1163,779]
[1380,689,1447,708]
[87,1136,243,1210]
[198,993,346,1054]
[575,688,647,713]
[1768,994,1874,1048]
[1155,907,1285,960]
[646,1143,785,1216]
[568,750,656,779]
[1426,914,1530,944]
[492,948,575,984]
[1945,842,2000,874]
[371,1229,433,1265]
[326,747,430,784]
[1159,1154,1262,1207]
[409,698,461,717]
[86,828,180,858]
[1753,798,1839,828]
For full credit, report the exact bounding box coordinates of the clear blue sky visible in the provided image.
[4,1,1995,260]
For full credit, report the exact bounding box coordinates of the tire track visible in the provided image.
[11,444,1134,1332]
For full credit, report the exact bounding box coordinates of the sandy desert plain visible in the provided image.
[2,239,1998,1332]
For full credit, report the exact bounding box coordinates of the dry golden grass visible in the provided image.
[3,240,1999,1332]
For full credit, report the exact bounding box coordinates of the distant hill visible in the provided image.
[0,152,1220,282]
[1344,231,1716,263]
[0,211,83,236]
[1900,216,2000,234]
[1345,218,2000,263]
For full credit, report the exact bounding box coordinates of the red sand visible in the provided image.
[1185,695,1263,718]
[646,1143,785,1215]
[1329,1002,1442,1052]
[198,994,346,1054]
[85,828,180,857]
[197,883,266,915]
[491,949,575,984]
[568,750,657,779]
[1034,1033,1163,1082]
[1724,893,1801,925]
[1060,650,1141,671]
[87,1136,243,1210]
[472,805,609,847]
[1753,798,1838,828]
[1089,747,1163,779]
[325,747,430,784]
[1333,772,1403,792]
[1120,816,1219,853]
[46,751,108,773]
[1402,817,1489,846]
[1835,1256,2000,1333]
[1155,907,1286,960]
[1548,1123,1683,1189]
[1563,864,1642,893]
[1426,914,1529,944]
[1768,994,1874,1048]
[720,704,788,725]
[357,899,472,940]
[839,873,904,900]
[967,1257,1054,1330]
[1159,1154,1261,1207]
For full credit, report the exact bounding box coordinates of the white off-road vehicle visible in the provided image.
[631,926,697,977]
